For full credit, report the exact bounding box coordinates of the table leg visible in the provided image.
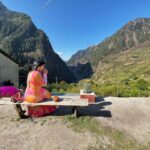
[14,104,26,119]
[72,106,80,118]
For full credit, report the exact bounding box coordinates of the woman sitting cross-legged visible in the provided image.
[24,60,56,117]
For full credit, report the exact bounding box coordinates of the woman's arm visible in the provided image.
[35,71,47,87]
[43,69,48,85]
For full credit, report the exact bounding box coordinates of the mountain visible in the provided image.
[68,62,93,81]
[94,41,150,83]
[67,46,96,66]
[0,1,7,11]
[67,18,150,80]
[0,1,75,83]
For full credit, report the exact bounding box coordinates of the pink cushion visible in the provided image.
[0,86,19,97]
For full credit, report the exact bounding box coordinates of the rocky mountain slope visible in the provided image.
[94,42,150,83]
[0,1,75,83]
[67,18,150,81]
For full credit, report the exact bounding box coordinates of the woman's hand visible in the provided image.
[43,69,48,75]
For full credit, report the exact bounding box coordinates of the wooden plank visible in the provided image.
[0,97,88,107]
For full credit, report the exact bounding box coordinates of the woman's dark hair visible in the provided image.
[32,60,45,70]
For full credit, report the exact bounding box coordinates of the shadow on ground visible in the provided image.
[51,96,112,118]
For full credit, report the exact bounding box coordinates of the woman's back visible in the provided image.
[25,70,50,103]
[27,70,44,88]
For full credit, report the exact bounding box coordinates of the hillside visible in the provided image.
[0,1,75,83]
[67,18,150,81]
[93,42,150,83]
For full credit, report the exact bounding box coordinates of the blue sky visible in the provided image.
[1,0,150,61]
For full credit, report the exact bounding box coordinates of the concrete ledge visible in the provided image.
[80,90,96,103]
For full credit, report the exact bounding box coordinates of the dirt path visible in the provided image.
[99,97,150,144]
[0,105,97,150]
[0,97,150,149]
[80,97,150,144]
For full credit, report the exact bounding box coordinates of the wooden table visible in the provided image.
[0,96,88,118]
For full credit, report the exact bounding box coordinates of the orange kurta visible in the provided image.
[24,70,51,103]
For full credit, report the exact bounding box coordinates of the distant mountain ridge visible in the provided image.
[0,1,75,83]
[0,1,7,11]
[67,46,96,66]
[67,18,150,80]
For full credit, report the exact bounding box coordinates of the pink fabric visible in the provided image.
[24,71,51,103]
[28,106,56,117]
[11,91,24,102]
[43,73,47,84]
[0,86,19,97]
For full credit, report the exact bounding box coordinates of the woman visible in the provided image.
[24,60,51,103]
[24,60,56,117]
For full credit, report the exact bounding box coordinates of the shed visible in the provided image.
[0,49,19,87]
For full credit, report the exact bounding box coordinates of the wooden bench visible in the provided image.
[0,96,88,118]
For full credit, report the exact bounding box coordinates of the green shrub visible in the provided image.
[46,78,150,97]
[51,88,58,94]
[135,79,149,90]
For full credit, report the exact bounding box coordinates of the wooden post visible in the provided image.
[14,104,26,119]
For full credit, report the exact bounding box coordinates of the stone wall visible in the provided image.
[0,53,19,87]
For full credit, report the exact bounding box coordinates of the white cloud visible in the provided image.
[56,51,63,56]
[35,0,53,15]
[42,0,52,9]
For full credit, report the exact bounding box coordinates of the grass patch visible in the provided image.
[63,115,150,150]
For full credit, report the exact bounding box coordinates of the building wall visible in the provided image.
[0,53,19,87]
